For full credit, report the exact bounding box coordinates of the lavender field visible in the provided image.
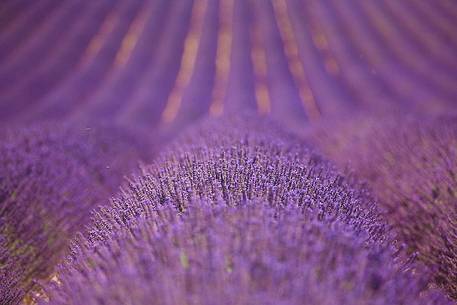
[0,1,456,304]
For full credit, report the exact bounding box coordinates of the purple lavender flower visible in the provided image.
[309,113,457,299]
[0,233,24,305]
[0,123,153,304]
[41,115,445,304]
[84,115,386,249]
[42,200,451,305]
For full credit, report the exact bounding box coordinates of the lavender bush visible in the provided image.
[83,115,387,250]
[42,200,450,305]
[309,114,457,299]
[40,115,452,304]
[0,123,153,304]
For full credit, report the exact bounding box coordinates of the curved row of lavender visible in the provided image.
[0,116,456,304]
[82,115,386,247]
[308,114,457,299]
[1,115,456,304]
[43,201,449,305]
[34,116,451,304]
[0,124,155,304]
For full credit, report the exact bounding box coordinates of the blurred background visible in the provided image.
[1,2,457,304]
[0,0,456,131]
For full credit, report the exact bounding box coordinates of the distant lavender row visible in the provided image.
[0,123,155,304]
[43,200,451,305]
[309,113,457,299]
[1,0,455,127]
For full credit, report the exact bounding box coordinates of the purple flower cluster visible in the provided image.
[0,123,153,303]
[83,115,386,248]
[309,113,457,299]
[0,234,23,305]
[43,200,450,305]
[34,115,452,305]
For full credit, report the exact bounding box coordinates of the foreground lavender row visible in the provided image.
[21,116,450,305]
[0,115,455,304]
[43,201,450,305]
[82,115,386,248]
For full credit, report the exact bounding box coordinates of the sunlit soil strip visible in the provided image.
[209,0,234,117]
[161,0,208,124]
[271,0,320,121]
[22,274,61,305]
[305,5,340,77]
[114,1,151,68]
[78,2,120,69]
[249,2,271,115]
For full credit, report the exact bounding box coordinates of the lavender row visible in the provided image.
[35,115,453,304]
[42,200,451,305]
[80,114,386,251]
[308,113,457,299]
[1,1,455,126]
[0,123,155,304]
